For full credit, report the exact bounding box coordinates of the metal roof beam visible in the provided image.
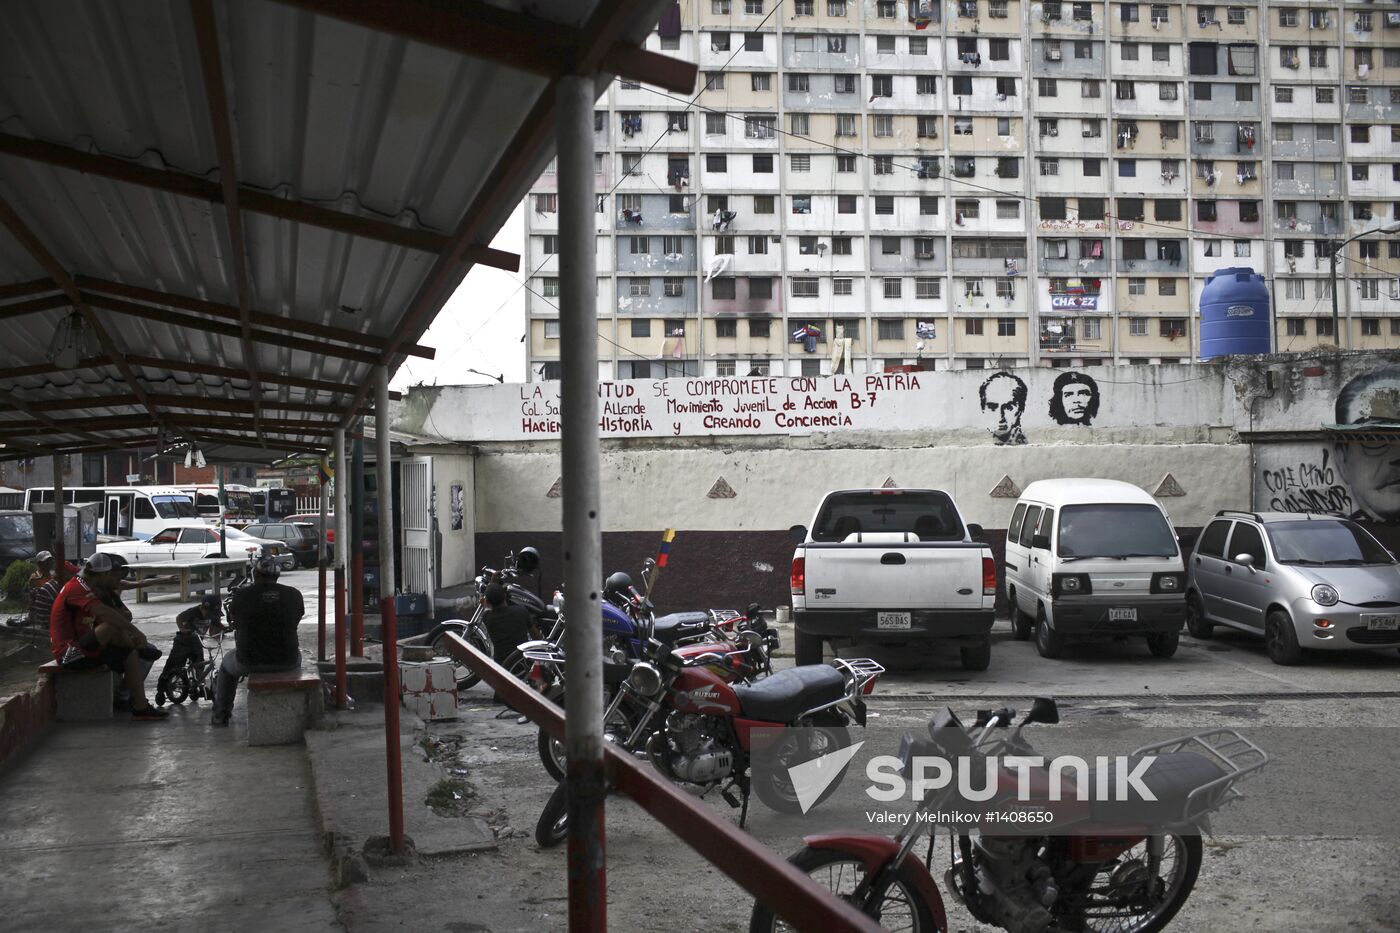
[0,293,72,321]
[85,293,391,366]
[0,412,336,437]
[0,278,57,302]
[338,0,653,428]
[0,386,112,446]
[0,134,517,271]
[0,195,179,443]
[20,393,371,417]
[76,277,435,358]
[275,0,696,94]
[190,0,264,443]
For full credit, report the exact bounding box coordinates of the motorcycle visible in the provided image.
[534,615,882,847]
[528,596,780,781]
[404,547,555,689]
[749,699,1267,933]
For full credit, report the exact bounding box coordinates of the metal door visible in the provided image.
[399,456,435,606]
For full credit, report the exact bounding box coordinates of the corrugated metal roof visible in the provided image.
[0,0,688,464]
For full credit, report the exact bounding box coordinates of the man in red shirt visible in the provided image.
[50,553,168,720]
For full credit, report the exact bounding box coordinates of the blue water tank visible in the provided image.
[1198,267,1271,360]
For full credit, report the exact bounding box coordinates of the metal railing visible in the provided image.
[444,634,883,933]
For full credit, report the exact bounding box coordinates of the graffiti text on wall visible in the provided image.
[1260,450,1355,516]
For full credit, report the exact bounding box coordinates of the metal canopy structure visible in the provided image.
[0,0,691,464]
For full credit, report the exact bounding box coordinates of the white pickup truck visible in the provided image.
[789,488,997,670]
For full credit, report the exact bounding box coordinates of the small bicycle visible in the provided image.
[158,621,231,705]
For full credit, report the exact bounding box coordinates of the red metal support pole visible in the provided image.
[334,565,347,710]
[380,594,405,852]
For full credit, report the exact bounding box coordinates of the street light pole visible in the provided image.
[1330,221,1400,348]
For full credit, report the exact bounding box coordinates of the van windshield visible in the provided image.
[1266,520,1394,565]
[153,496,199,519]
[1056,504,1178,559]
[812,491,965,542]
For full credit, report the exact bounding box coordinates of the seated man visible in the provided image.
[480,581,540,668]
[155,594,223,707]
[49,553,168,721]
[212,557,303,726]
[28,550,77,629]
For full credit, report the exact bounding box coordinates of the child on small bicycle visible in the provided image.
[155,595,223,706]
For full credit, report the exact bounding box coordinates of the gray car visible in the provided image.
[1186,510,1400,664]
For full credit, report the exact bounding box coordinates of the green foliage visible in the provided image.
[1,559,35,601]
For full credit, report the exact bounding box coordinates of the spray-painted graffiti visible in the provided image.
[1049,372,1100,426]
[1331,366,1400,524]
[980,372,1027,445]
[1259,449,1355,516]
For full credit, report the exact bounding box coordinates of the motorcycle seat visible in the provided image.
[732,665,847,723]
[1090,751,1227,825]
[653,612,713,643]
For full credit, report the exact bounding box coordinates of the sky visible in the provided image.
[390,203,527,392]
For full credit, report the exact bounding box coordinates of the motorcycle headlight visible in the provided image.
[1311,584,1339,607]
[624,662,662,697]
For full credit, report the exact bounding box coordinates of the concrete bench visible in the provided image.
[38,660,114,721]
[247,669,324,746]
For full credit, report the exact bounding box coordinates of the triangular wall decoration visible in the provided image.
[881,476,898,488]
[545,476,563,498]
[1154,473,1186,497]
[988,474,1021,498]
[707,476,737,499]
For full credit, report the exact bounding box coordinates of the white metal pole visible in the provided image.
[557,72,606,929]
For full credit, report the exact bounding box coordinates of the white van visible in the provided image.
[1003,478,1187,660]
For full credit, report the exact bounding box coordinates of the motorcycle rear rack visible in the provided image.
[1131,727,1268,823]
[521,642,567,667]
[830,657,885,691]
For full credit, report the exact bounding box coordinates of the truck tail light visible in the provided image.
[982,557,997,597]
[790,556,806,596]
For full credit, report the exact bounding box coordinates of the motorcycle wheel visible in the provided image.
[538,686,633,782]
[748,846,938,933]
[534,781,570,848]
[1060,833,1201,933]
[751,725,851,815]
[165,670,191,705]
[434,625,493,690]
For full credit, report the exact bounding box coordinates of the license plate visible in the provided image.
[1108,608,1138,622]
[877,612,912,630]
[1365,614,1399,631]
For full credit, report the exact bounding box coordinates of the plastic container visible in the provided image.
[1199,267,1271,360]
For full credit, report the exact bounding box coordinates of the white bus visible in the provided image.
[178,484,257,527]
[22,486,199,539]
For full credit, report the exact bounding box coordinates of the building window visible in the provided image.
[743,115,776,138]
[836,155,856,173]
[631,319,651,338]
[1361,318,1380,336]
[542,320,560,339]
[833,278,853,295]
[1359,280,1380,301]
[835,114,857,137]
[915,278,941,299]
[1315,317,1335,337]
[875,196,895,215]
[1284,319,1305,337]
[965,318,985,336]
[659,235,682,254]
[873,156,894,175]
[792,278,819,297]
[752,154,773,173]
[838,195,858,213]
[715,319,738,339]
[535,194,558,213]
[996,200,1020,219]
[791,196,812,215]
[872,115,893,137]
[832,236,852,255]
[629,279,650,297]
[994,317,1015,337]
[542,277,560,297]
[664,278,684,297]
[789,113,809,135]
[749,277,773,299]
[871,75,893,98]
[882,237,901,256]
[711,278,736,299]
[749,319,771,338]
[880,278,901,299]
[878,319,905,340]
[1129,317,1148,336]
[753,195,774,214]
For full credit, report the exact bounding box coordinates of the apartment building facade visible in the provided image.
[524,0,1400,380]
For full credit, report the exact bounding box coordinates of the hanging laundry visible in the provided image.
[1089,240,1103,259]
[621,208,643,225]
[916,322,937,340]
[1004,258,1020,276]
[1066,278,1085,295]
[704,254,732,281]
[712,209,737,231]
[791,323,822,353]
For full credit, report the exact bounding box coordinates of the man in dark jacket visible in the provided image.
[481,581,540,666]
[212,557,303,726]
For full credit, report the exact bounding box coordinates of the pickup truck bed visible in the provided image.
[790,490,996,670]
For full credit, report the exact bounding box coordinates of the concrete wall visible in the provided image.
[400,352,1400,604]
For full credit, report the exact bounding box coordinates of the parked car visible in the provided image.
[1187,510,1400,664]
[1005,478,1187,660]
[286,512,334,560]
[240,522,319,568]
[789,488,996,670]
[95,523,290,567]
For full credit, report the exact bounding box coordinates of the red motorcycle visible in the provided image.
[750,699,1266,933]
[534,621,883,847]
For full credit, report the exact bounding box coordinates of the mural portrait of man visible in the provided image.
[980,371,1028,445]
[1334,366,1400,524]
[1049,371,1100,426]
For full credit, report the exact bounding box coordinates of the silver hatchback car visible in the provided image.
[1186,510,1400,664]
